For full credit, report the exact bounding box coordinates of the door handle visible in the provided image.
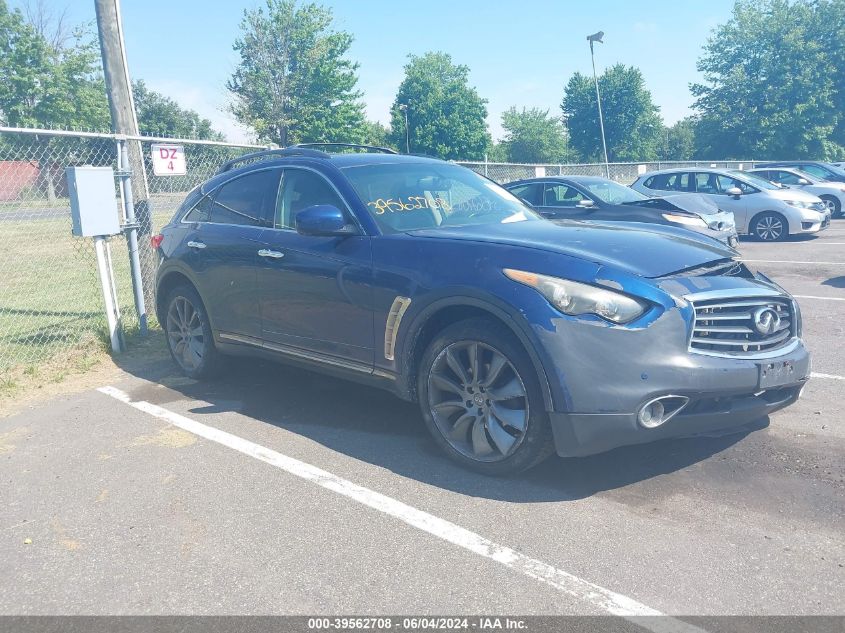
[187,240,206,249]
[258,249,284,259]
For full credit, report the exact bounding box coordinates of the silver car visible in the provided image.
[631,168,831,241]
[748,167,845,217]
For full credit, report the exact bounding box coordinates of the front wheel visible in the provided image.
[820,195,842,217]
[417,318,554,475]
[751,212,788,241]
[164,284,222,379]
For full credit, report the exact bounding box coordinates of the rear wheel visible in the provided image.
[164,284,222,379]
[820,195,842,217]
[417,318,554,475]
[750,211,787,241]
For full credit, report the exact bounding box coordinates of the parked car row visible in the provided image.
[153,144,812,474]
[505,160,844,243]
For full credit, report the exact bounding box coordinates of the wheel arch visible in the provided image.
[397,296,555,411]
[155,269,200,326]
[749,209,789,239]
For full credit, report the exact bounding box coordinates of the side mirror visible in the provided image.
[295,204,358,237]
[726,187,743,198]
[797,178,810,185]
[577,198,596,208]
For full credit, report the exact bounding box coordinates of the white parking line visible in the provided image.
[794,295,845,301]
[97,385,703,632]
[812,372,845,381]
[741,259,845,265]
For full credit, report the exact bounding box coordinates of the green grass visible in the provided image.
[0,209,172,372]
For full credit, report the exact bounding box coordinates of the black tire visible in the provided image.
[417,318,554,475]
[750,211,788,242]
[820,195,842,218]
[163,284,223,379]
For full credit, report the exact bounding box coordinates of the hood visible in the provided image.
[766,187,823,203]
[626,192,721,216]
[407,219,735,278]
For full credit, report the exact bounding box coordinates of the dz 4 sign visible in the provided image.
[151,144,186,176]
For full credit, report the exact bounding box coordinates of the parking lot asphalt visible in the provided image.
[1,223,843,619]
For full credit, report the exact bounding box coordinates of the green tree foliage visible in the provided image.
[692,0,845,159]
[133,80,223,140]
[499,107,570,163]
[388,52,490,160]
[664,118,697,160]
[0,0,108,131]
[227,0,367,146]
[359,119,390,148]
[561,63,663,163]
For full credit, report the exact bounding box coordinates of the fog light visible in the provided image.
[638,400,665,428]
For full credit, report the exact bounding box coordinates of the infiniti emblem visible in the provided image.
[752,307,780,336]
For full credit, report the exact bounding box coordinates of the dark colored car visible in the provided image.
[154,145,810,475]
[755,161,845,183]
[504,176,738,247]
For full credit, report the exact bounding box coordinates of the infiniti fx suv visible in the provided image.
[154,145,810,474]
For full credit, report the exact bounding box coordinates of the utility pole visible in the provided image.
[95,0,149,334]
[586,31,610,179]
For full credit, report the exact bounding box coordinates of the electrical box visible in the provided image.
[66,166,121,237]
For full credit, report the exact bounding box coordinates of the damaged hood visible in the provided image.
[408,219,736,278]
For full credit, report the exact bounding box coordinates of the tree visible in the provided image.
[359,119,390,148]
[692,0,844,159]
[227,0,367,146]
[664,118,697,160]
[499,107,570,163]
[133,80,223,140]
[388,52,489,160]
[0,1,108,131]
[561,63,663,162]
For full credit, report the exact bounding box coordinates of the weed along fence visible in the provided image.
[0,127,263,372]
[0,125,756,373]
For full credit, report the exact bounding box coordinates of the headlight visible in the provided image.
[661,213,708,228]
[504,269,649,324]
[784,199,813,209]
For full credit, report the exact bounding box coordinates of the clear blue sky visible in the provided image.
[15,0,737,142]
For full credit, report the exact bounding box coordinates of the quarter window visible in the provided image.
[209,169,282,227]
[276,169,348,230]
[184,195,213,222]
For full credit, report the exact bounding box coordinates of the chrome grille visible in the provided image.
[690,296,795,356]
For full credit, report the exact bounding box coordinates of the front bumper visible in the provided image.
[791,209,830,234]
[534,284,811,458]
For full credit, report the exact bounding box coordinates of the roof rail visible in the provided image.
[292,143,398,155]
[217,147,330,173]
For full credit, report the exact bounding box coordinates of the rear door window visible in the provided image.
[507,183,543,206]
[543,184,586,207]
[209,169,282,227]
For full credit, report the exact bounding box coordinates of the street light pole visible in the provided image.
[399,103,410,154]
[587,31,610,178]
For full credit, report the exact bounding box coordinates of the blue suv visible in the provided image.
[154,144,810,474]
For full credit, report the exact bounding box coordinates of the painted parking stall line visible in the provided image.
[741,259,845,265]
[793,295,845,302]
[811,372,845,381]
[97,385,705,633]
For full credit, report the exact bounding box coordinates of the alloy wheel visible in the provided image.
[755,215,783,241]
[166,296,205,371]
[427,341,529,462]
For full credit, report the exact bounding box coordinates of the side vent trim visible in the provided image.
[384,296,412,361]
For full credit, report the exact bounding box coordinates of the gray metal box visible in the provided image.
[66,166,121,237]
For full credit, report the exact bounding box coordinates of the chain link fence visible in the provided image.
[0,127,263,371]
[0,128,759,373]
[457,160,755,184]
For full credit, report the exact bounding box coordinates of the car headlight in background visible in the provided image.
[784,199,815,209]
[660,213,708,228]
[504,269,649,324]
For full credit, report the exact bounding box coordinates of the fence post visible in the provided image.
[116,138,148,334]
[94,236,123,353]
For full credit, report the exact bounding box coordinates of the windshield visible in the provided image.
[341,162,539,233]
[579,179,647,204]
[729,170,780,190]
